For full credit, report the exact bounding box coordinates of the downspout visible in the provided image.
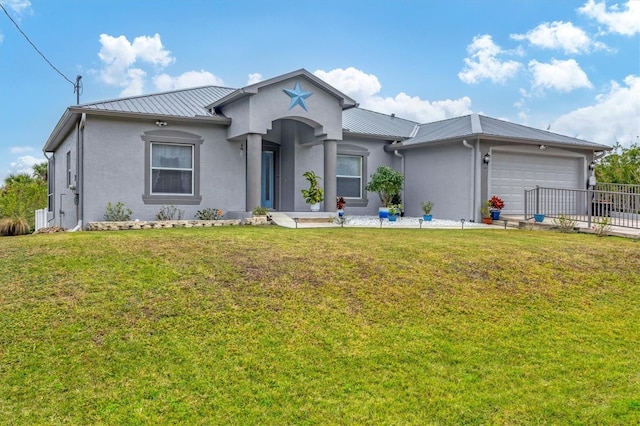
[474,137,481,222]
[462,139,475,221]
[393,141,405,208]
[69,113,86,232]
[43,151,55,226]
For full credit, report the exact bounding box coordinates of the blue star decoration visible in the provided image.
[283,81,313,111]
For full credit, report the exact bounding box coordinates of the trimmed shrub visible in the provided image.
[156,205,184,221]
[104,202,133,221]
[195,208,223,220]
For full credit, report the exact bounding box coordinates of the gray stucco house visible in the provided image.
[43,69,608,229]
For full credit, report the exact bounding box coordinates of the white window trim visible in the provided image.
[337,154,363,199]
[141,130,203,205]
[337,144,369,207]
[150,142,195,196]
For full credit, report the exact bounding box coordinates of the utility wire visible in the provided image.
[0,2,75,87]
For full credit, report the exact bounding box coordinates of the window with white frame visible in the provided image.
[141,130,203,205]
[151,143,193,195]
[337,155,362,198]
[336,144,369,207]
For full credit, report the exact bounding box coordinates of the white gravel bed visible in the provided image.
[338,215,487,228]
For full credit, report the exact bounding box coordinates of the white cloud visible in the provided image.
[97,33,175,96]
[552,75,640,146]
[9,155,42,175]
[9,146,33,154]
[578,0,640,36]
[314,67,472,123]
[2,0,31,14]
[511,21,604,54]
[458,35,522,84]
[529,58,592,92]
[314,67,382,100]
[0,0,32,43]
[153,70,224,92]
[247,73,263,85]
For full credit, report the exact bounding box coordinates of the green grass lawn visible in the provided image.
[1,227,639,424]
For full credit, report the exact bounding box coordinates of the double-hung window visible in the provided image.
[151,143,193,195]
[337,155,362,198]
[141,130,203,205]
[336,144,369,207]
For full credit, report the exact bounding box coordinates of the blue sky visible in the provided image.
[1,0,638,181]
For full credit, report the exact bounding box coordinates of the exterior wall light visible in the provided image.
[588,161,596,171]
[539,144,547,150]
[155,120,168,127]
[483,153,491,164]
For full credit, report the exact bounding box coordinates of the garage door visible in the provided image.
[490,152,581,214]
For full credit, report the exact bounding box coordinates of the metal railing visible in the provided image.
[524,185,640,229]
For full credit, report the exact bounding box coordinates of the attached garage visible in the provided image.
[490,151,583,214]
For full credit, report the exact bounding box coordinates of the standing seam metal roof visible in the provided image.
[342,108,418,138]
[403,114,608,148]
[72,86,606,148]
[78,86,236,118]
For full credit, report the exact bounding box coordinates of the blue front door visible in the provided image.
[261,151,274,209]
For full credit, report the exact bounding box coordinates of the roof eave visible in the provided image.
[43,108,231,153]
[43,109,79,152]
[394,133,611,151]
[68,107,231,124]
[343,130,409,141]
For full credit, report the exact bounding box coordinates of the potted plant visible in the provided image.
[388,204,402,221]
[420,201,434,221]
[534,213,545,222]
[365,165,404,218]
[488,195,504,220]
[336,196,346,217]
[301,171,324,211]
[481,200,493,224]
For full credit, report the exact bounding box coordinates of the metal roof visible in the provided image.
[78,86,236,118]
[47,78,608,152]
[402,114,608,149]
[342,108,418,139]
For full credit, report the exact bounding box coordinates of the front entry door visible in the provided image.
[261,151,275,209]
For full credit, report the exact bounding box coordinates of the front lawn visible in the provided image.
[1,227,639,424]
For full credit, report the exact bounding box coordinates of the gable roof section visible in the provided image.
[401,114,608,150]
[342,108,419,139]
[77,86,236,118]
[208,69,358,110]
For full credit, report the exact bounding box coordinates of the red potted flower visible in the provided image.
[488,195,504,220]
[336,196,346,217]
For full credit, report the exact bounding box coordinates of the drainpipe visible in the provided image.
[69,113,86,232]
[393,141,405,208]
[43,151,55,226]
[462,139,475,221]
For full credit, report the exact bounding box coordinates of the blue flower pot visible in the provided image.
[378,207,389,219]
[423,214,432,221]
[388,215,397,222]
[490,210,501,220]
[534,214,545,222]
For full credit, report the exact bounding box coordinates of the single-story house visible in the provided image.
[43,69,609,229]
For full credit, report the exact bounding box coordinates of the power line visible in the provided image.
[0,2,75,87]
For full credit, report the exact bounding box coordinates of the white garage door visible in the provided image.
[490,152,581,214]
